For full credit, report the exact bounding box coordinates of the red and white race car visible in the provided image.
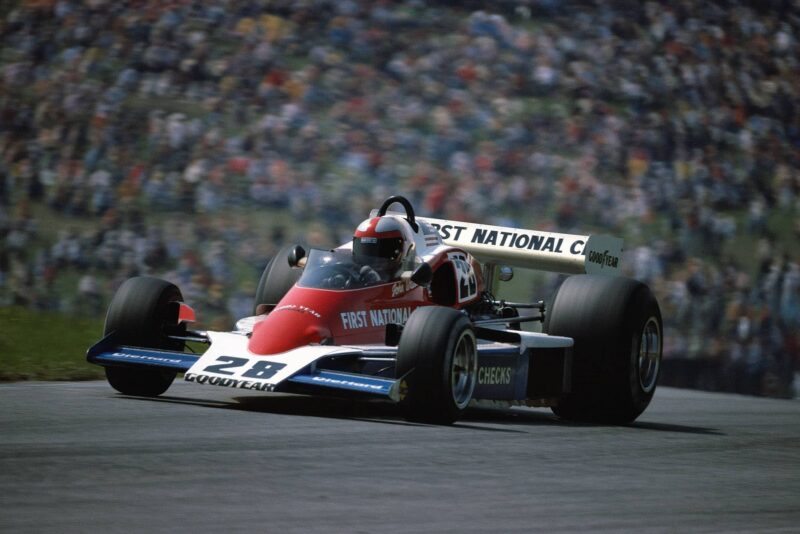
[88,196,662,424]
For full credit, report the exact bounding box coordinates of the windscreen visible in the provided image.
[297,249,399,290]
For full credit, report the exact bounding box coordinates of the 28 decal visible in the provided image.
[202,356,286,380]
[448,252,478,303]
[204,356,249,375]
[242,360,285,379]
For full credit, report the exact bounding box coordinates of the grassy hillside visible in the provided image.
[0,307,105,381]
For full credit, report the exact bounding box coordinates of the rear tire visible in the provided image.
[103,277,184,396]
[396,306,477,424]
[253,244,303,315]
[546,275,662,424]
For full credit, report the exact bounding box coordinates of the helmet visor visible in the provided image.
[353,236,404,263]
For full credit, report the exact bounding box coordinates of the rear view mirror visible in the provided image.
[410,263,433,286]
[287,245,306,267]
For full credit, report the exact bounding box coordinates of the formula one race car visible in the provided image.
[87,196,662,424]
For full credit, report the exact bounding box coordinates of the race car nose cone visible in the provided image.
[248,307,331,355]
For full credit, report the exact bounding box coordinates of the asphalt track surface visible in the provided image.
[1,382,798,533]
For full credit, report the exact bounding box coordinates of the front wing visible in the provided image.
[88,331,402,399]
[87,329,572,403]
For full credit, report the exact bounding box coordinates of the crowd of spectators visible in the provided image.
[1,0,799,397]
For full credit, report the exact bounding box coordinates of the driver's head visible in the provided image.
[353,216,412,272]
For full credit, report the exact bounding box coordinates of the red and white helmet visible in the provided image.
[353,216,415,272]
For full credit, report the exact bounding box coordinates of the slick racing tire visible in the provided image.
[253,244,304,315]
[103,277,185,396]
[396,306,478,425]
[546,274,662,424]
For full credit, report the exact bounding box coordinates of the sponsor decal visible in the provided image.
[369,307,411,327]
[185,372,276,391]
[273,304,322,318]
[340,307,413,329]
[340,310,369,330]
[570,240,585,254]
[429,220,587,256]
[472,228,565,253]
[428,223,467,241]
[391,282,405,297]
[587,249,619,269]
[111,352,184,365]
[310,375,386,391]
[478,366,513,385]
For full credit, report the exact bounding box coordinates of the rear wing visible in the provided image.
[417,217,623,275]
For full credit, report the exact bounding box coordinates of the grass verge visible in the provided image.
[0,307,105,381]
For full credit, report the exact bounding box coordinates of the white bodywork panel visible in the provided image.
[512,330,574,349]
[185,332,355,390]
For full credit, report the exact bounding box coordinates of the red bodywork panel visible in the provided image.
[248,283,430,355]
[247,242,484,356]
[178,302,196,324]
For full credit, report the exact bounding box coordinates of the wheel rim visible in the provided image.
[638,317,661,393]
[451,329,478,409]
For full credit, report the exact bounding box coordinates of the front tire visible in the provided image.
[103,277,185,396]
[253,244,303,315]
[546,274,663,424]
[396,306,478,424]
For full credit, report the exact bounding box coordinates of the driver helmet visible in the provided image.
[353,216,414,274]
